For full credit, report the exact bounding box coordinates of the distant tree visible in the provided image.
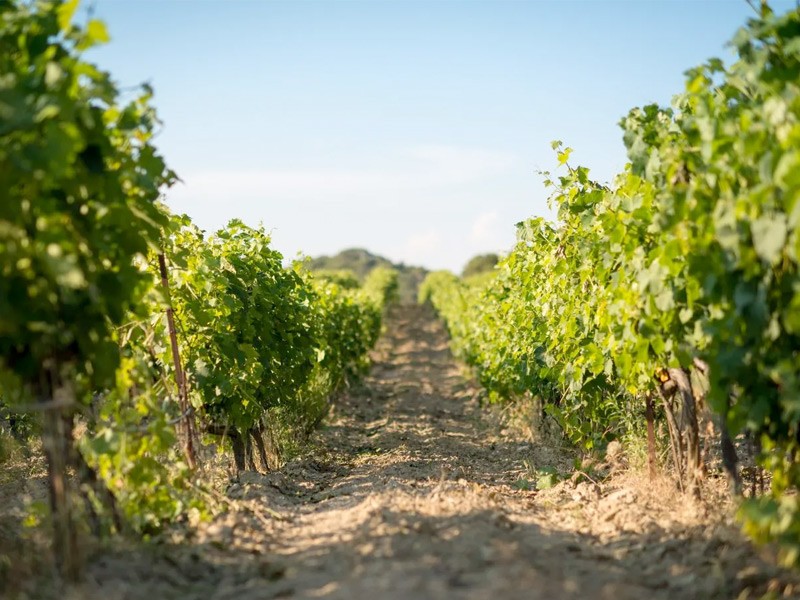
[309,248,429,303]
[313,269,361,289]
[309,248,390,281]
[461,253,499,278]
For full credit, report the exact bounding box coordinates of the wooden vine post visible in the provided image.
[645,392,657,480]
[40,369,81,581]
[656,367,701,497]
[158,253,197,469]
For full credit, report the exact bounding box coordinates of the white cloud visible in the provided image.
[402,229,443,264]
[167,144,519,204]
[162,144,527,272]
[470,210,499,244]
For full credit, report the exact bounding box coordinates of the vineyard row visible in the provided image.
[420,5,800,566]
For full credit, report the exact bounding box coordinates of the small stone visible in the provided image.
[572,481,601,502]
[602,488,636,505]
[205,522,234,544]
[605,440,624,461]
[413,521,437,535]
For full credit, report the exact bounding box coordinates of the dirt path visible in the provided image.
[69,305,797,599]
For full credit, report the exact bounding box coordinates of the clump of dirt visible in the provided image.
[5,304,800,599]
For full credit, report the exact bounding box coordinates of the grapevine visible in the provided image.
[421,4,800,564]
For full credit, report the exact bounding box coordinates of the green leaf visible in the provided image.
[86,19,111,45]
[751,213,787,265]
[57,0,79,31]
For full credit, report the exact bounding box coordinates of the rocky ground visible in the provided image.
[6,304,800,599]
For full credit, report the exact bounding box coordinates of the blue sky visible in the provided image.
[87,0,795,272]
